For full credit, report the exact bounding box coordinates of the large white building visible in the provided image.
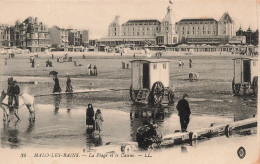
[175,12,241,44]
[99,8,244,47]
[98,6,178,47]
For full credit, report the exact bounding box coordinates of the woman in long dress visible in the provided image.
[65,74,73,92]
[53,74,61,93]
[95,109,104,134]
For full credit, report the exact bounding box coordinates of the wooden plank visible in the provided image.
[35,88,130,97]
[35,88,110,97]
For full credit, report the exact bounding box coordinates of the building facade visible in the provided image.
[68,29,89,47]
[0,17,51,52]
[236,26,259,45]
[175,12,236,45]
[99,6,178,47]
[48,26,69,47]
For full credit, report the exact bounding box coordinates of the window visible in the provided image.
[153,64,157,69]
[163,63,167,69]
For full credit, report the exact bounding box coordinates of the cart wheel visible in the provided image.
[232,79,240,95]
[252,77,258,95]
[151,82,164,105]
[168,90,174,104]
[130,86,138,103]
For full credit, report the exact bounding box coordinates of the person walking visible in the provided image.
[178,60,182,68]
[176,93,191,132]
[88,64,92,75]
[93,65,97,76]
[53,74,61,93]
[189,59,192,68]
[31,59,35,68]
[65,73,73,92]
[95,109,104,134]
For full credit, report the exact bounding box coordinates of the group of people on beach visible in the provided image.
[52,74,73,93]
[86,103,104,134]
[178,59,193,68]
[121,62,129,69]
[87,64,98,76]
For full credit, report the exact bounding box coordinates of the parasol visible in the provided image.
[49,71,58,76]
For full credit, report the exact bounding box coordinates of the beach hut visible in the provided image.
[130,59,174,105]
[232,57,258,95]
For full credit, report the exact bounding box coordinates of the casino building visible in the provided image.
[98,6,178,47]
[99,7,244,47]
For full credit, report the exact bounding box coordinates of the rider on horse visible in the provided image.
[9,80,20,109]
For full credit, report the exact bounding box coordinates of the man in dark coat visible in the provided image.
[176,93,191,132]
[9,80,20,109]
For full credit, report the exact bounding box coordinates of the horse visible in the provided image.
[0,90,36,122]
[189,72,199,81]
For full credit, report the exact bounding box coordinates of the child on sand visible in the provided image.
[95,109,104,134]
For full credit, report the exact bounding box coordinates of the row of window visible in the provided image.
[177,21,216,25]
[153,63,167,69]
[181,30,216,35]
[124,22,160,26]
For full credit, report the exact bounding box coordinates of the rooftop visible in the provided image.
[178,18,217,22]
[130,59,170,63]
[123,19,161,25]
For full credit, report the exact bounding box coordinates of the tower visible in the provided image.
[159,6,178,45]
[217,12,235,39]
[108,16,121,37]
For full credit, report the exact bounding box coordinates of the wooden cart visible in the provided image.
[232,57,258,95]
[129,59,174,105]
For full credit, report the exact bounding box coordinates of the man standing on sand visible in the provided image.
[176,93,191,132]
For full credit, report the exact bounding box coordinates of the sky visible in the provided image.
[0,0,259,39]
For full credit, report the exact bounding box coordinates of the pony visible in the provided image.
[0,90,36,122]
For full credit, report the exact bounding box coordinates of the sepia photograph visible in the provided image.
[0,0,259,163]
